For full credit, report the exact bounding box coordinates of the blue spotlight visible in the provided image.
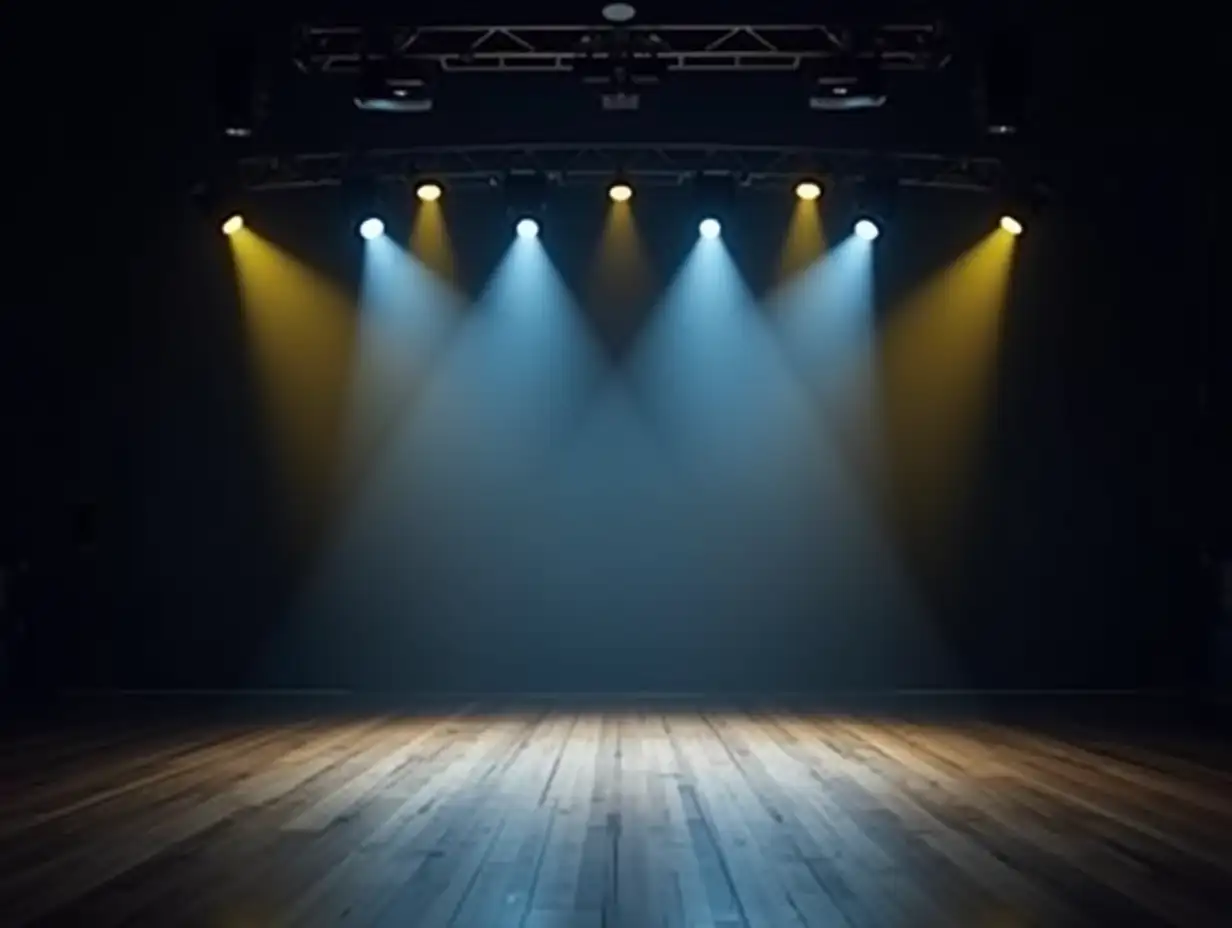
[516,217,540,239]
[359,217,384,240]
[698,218,721,239]
[854,218,880,241]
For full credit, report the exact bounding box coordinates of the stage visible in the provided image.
[1,698,1229,926]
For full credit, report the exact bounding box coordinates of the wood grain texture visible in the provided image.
[0,703,1228,927]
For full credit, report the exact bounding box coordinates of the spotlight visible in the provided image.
[516,217,540,238]
[415,181,442,202]
[355,59,435,113]
[805,44,887,112]
[608,181,633,203]
[220,214,244,236]
[698,218,721,239]
[854,218,880,241]
[1000,215,1024,236]
[996,178,1047,236]
[795,180,823,201]
[359,217,384,240]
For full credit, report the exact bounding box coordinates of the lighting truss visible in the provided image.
[229,143,1003,194]
[292,23,952,75]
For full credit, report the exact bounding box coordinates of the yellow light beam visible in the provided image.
[776,197,827,285]
[410,198,457,283]
[228,227,359,544]
[876,227,1018,573]
[590,199,655,308]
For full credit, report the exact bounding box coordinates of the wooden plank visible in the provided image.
[838,718,1213,925]
[281,710,541,926]
[667,712,804,927]
[2,706,1230,927]
[114,710,480,927]
[772,713,1081,926]
[525,713,603,921]
[439,712,578,927]
[0,717,391,923]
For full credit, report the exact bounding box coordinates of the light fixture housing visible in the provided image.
[854,218,880,241]
[795,180,824,201]
[354,59,435,113]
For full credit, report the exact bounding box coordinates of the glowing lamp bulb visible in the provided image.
[516,218,539,238]
[698,218,721,239]
[608,182,633,202]
[795,181,823,201]
[416,182,442,202]
[1000,215,1024,236]
[221,214,243,236]
[359,217,384,240]
[854,218,880,241]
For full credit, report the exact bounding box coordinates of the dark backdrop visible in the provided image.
[2,5,1221,694]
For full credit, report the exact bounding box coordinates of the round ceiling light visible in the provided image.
[602,3,637,23]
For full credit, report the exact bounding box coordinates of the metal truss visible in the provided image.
[231,143,1003,194]
[293,23,952,75]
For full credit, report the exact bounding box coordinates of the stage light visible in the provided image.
[608,181,633,203]
[1000,215,1024,236]
[854,218,880,241]
[359,217,384,240]
[221,214,244,236]
[516,217,540,238]
[416,182,442,202]
[699,218,721,239]
[795,180,823,201]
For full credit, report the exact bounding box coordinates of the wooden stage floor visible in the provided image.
[0,700,1229,927]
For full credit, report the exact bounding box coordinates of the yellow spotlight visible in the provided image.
[221,214,244,236]
[1000,215,1023,236]
[416,182,442,202]
[795,180,823,201]
[608,182,633,203]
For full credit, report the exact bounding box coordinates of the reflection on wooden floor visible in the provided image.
[1,703,1229,926]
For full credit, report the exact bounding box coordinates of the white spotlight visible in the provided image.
[854,218,880,241]
[516,217,540,239]
[359,217,384,240]
[698,218,721,239]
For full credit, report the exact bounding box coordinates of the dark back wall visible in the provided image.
[3,7,1219,694]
